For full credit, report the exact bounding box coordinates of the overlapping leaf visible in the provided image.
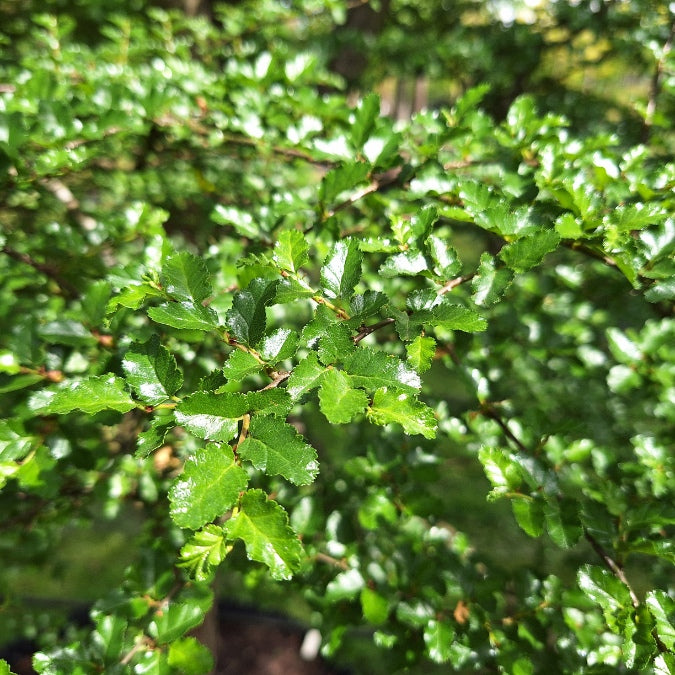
[320,238,362,300]
[318,369,369,423]
[367,387,437,438]
[225,277,278,345]
[161,252,212,304]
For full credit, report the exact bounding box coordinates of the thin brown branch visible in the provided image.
[1,246,80,298]
[261,371,291,390]
[584,529,640,609]
[644,20,675,142]
[325,180,380,218]
[481,404,531,455]
[314,552,349,570]
[353,317,396,344]
[437,274,475,295]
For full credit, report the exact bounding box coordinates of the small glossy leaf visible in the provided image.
[320,162,371,205]
[379,250,429,277]
[405,335,436,373]
[148,302,219,332]
[348,291,388,323]
[286,352,327,401]
[225,277,278,345]
[367,387,437,438]
[239,416,318,484]
[472,253,514,307]
[318,369,369,423]
[223,489,303,580]
[273,229,309,273]
[412,300,487,333]
[646,591,675,650]
[320,238,362,300]
[211,204,259,238]
[499,229,560,272]
[122,336,183,405]
[0,420,35,461]
[512,499,545,537]
[148,601,207,644]
[345,346,421,392]
[326,569,365,602]
[178,524,227,582]
[174,393,240,442]
[351,93,380,149]
[222,350,263,381]
[29,374,135,415]
[38,320,96,347]
[161,252,212,304]
[169,444,248,529]
[135,417,174,458]
[92,613,127,665]
[259,328,298,364]
[424,620,456,664]
[427,236,461,277]
[544,499,582,548]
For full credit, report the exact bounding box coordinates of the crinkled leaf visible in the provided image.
[348,291,388,324]
[136,416,174,459]
[379,250,429,277]
[646,591,675,650]
[318,322,355,365]
[169,444,248,529]
[472,253,514,307]
[122,335,183,405]
[259,328,298,364]
[412,300,487,333]
[318,369,369,423]
[223,489,303,580]
[222,349,264,382]
[320,238,362,300]
[225,277,278,346]
[578,564,633,631]
[148,301,219,332]
[29,374,135,415]
[427,236,462,277]
[286,352,327,401]
[345,346,421,392]
[367,387,437,438]
[238,416,318,485]
[161,252,212,304]
[273,229,309,273]
[499,229,560,272]
[178,524,227,582]
[320,162,371,205]
[405,335,436,373]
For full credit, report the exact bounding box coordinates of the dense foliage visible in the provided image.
[1,1,674,673]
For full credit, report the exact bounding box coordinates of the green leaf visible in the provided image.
[161,252,212,304]
[348,291,388,324]
[320,162,371,205]
[424,620,456,664]
[318,369,369,423]
[38,320,96,347]
[122,336,183,405]
[578,564,632,632]
[512,499,545,537]
[225,277,278,345]
[427,236,462,277]
[544,499,582,548]
[223,489,303,580]
[360,587,390,625]
[412,299,487,333]
[0,419,35,461]
[211,204,260,238]
[499,229,560,272]
[367,387,437,438]
[320,238,362,300]
[351,93,380,149]
[148,301,220,332]
[222,349,264,382]
[478,446,522,496]
[29,374,135,415]
[259,328,298,364]
[178,524,227,582]
[345,346,421,392]
[285,352,327,401]
[169,444,248,529]
[405,336,436,373]
[148,601,207,644]
[238,416,318,485]
[472,253,514,307]
[91,613,127,666]
[645,278,675,302]
[646,591,675,650]
[82,280,112,326]
[167,637,214,675]
[273,229,309,273]
[135,417,174,458]
[379,250,429,277]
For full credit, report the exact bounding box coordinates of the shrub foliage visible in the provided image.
[0,1,674,673]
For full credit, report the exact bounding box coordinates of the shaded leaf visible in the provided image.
[178,524,227,582]
[320,162,371,205]
[424,620,456,664]
[351,93,380,149]
[169,444,248,529]
[225,277,278,346]
[135,416,174,459]
[122,335,183,405]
